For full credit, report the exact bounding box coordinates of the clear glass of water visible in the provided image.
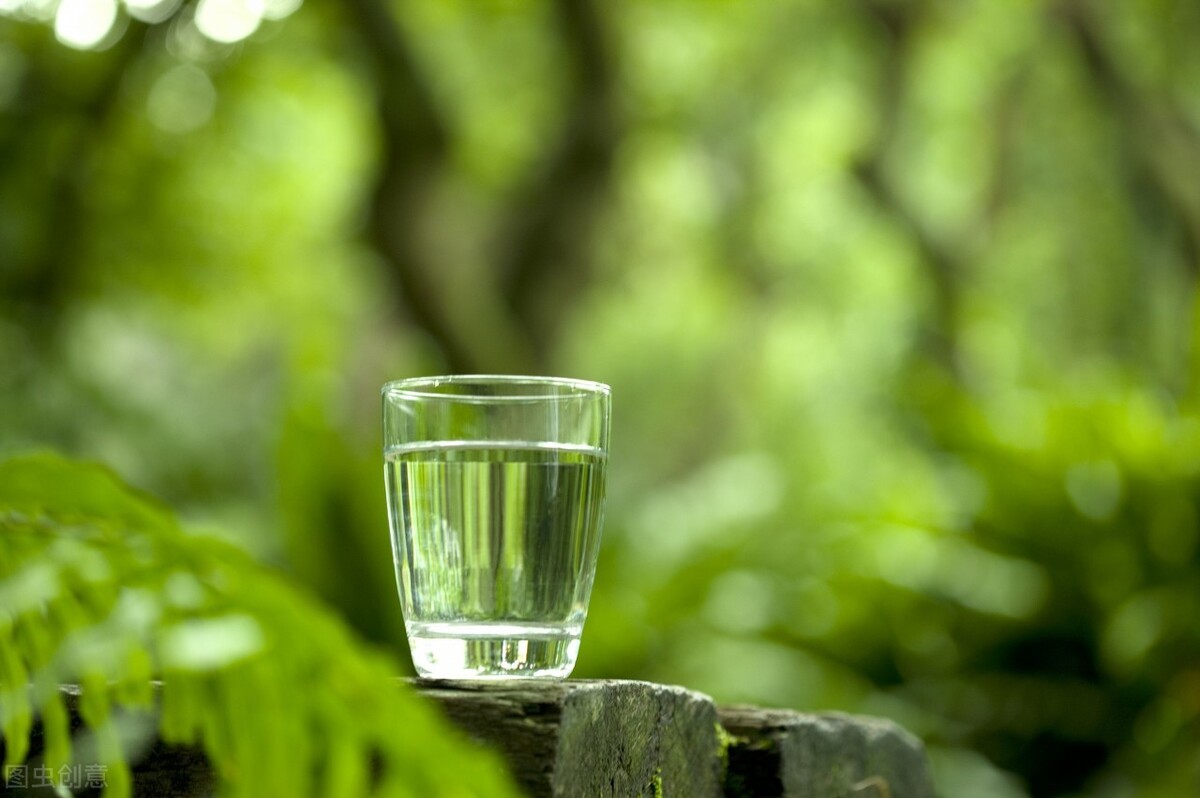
[382,375,610,679]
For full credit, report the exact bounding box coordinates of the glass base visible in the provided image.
[407,622,582,679]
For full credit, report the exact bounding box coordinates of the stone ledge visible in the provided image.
[412,679,722,797]
[719,706,936,798]
[28,682,937,797]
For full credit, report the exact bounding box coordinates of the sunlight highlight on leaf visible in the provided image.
[159,615,265,671]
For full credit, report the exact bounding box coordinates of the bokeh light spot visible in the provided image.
[261,0,300,21]
[0,42,26,109]
[704,570,773,634]
[55,0,118,50]
[146,64,217,134]
[124,0,182,24]
[1066,460,1123,521]
[1103,592,1164,674]
[5,0,57,20]
[195,0,263,44]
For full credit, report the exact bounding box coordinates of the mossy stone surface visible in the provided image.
[718,707,936,798]
[413,679,722,798]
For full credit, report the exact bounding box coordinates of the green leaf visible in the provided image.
[0,452,177,536]
[0,453,520,797]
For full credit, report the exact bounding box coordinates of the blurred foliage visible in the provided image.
[2,0,1200,796]
[0,454,519,796]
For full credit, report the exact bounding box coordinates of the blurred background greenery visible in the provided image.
[2,0,1199,795]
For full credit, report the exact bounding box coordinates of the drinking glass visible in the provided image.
[382,375,610,679]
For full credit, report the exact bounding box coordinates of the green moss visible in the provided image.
[650,767,664,798]
[717,723,760,798]
[710,720,729,763]
[715,722,741,766]
[725,772,752,798]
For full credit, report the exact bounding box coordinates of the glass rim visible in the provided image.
[382,374,611,401]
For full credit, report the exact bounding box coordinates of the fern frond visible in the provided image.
[0,453,519,797]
